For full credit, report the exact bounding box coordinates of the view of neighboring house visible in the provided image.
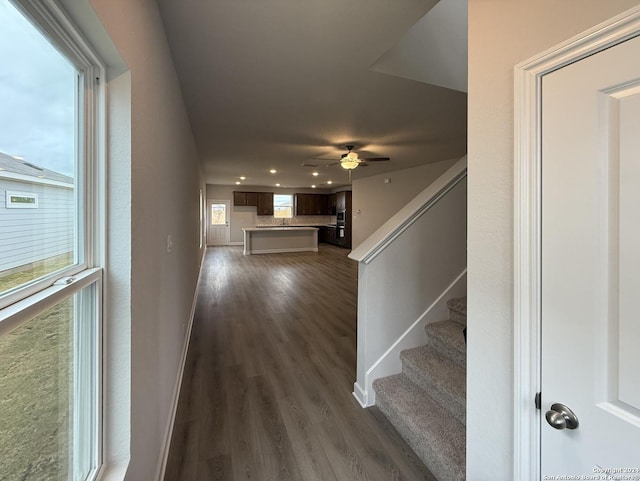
[0,152,74,275]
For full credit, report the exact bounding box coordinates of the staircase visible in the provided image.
[373,297,467,481]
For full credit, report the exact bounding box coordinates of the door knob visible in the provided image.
[545,403,579,430]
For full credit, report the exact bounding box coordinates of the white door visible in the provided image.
[207,200,230,246]
[541,34,640,476]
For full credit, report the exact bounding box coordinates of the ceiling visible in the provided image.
[156,0,467,189]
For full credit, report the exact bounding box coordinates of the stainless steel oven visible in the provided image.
[336,211,345,222]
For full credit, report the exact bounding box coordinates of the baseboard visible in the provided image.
[360,269,467,407]
[229,241,243,246]
[243,247,318,255]
[352,382,368,407]
[153,254,204,481]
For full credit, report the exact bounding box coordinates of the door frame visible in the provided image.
[513,6,640,480]
[207,199,230,246]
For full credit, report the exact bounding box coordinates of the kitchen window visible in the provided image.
[274,194,293,218]
[0,1,104,480]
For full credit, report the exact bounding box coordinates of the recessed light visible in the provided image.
[235,181,241,185]
[327,180,333,185]
[276,183,281,187]
[240,176,246,180]
[312,172,319,176]
[270,169,277,174]
[311,185,316,189]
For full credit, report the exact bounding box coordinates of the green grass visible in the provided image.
[0,256,75,481]
[0,253,74,294]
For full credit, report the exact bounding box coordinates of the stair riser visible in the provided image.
[449,310,467,326]
[425,336,466,368]
[402,361,466,425]
[446,296,467,325]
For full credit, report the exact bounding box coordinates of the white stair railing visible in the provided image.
[349,156,467,407]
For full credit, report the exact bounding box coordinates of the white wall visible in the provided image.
[467,1,639,478]
[352,175,467,406]
[206,184,336,243]
[351,158,457,248]
[65,1,206,479]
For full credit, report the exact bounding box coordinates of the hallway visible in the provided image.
[164,245,436,481]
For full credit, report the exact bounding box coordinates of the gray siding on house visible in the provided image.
[0,177,74,273]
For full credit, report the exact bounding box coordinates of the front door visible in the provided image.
[207,200,230,246]
[541,33,640,475]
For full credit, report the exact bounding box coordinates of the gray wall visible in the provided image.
[467,0,640,478]
[351,157,458,248]
[71,0,207,478]
[0,177,74,272]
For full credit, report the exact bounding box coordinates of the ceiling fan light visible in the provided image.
[341,159,359,170]
[346,151,358,160]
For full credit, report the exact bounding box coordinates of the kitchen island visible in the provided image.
[242,227,318,255]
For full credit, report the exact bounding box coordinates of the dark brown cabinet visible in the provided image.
[233,191,258,206]
[335,191,352,249]
[327,193,337,215]
[319,225,337,244]
[256,192,274,215]
[295,193,327,215]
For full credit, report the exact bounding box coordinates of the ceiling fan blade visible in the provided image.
[302,160,340,167]
[361,157,390,161]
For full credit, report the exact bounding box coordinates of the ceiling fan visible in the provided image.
[301,145,390,178]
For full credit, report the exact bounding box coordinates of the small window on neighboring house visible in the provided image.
[274,194,293,218]
[6,190,38,208]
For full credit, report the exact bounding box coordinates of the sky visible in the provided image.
[0,0,76,178]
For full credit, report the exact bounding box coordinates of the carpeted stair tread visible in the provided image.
[447,296,467,326]
[373,373,466,481]
[425,320,466,368]
[401,346,466,424]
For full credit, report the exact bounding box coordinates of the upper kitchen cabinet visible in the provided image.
[327,193,337,215]
[257,192,274,216]
[336,191,351,211]
[233,191,258,206]
[295,193,327,215]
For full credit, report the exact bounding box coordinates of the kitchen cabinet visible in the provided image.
[319,225,337,244]
[233,191,258,206]
[295,193,327,215]
[335,190,351,211]
[327,193,337,215]
[256,192,274,215]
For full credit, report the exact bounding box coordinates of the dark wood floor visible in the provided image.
[164,244,436,481]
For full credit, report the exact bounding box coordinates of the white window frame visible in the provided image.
[0,1,106,480]
[274,193,293,218]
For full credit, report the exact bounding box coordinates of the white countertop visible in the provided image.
[254,223,336,228]
[242,226,319,232]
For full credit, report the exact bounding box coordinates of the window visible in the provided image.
[210,203,226,225]
[274,194,293,218]
[0,1,104,480]
[6,191,39,208]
